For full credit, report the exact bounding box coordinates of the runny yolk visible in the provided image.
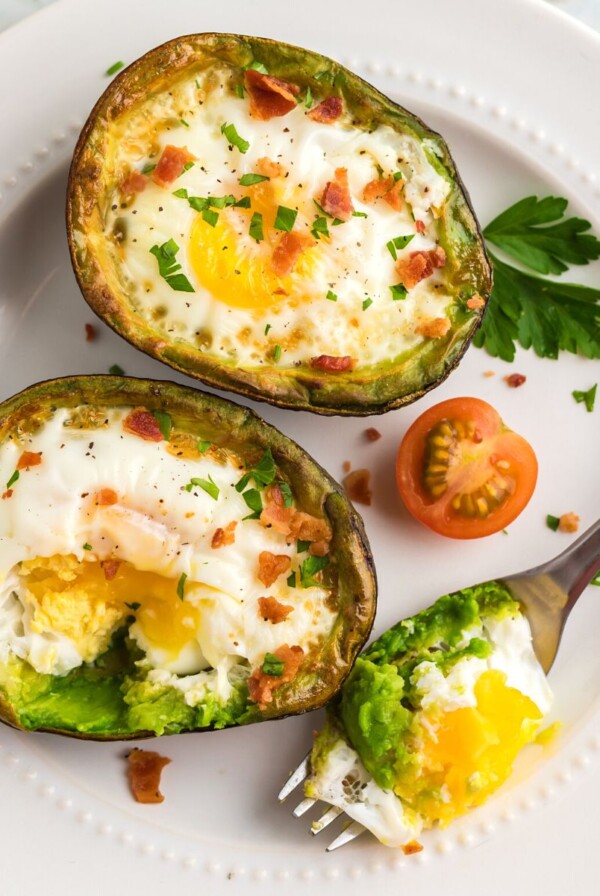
[187,181,318,311]
[20,554,202,663]
[394,669,543,826]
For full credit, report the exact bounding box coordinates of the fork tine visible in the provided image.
[311,805,343,834]
[278,752,310,802]
[326,820,366,852]
[293,797,317,817]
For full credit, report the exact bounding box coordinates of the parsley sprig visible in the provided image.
[149,239,194,293]
[474,196,600,362]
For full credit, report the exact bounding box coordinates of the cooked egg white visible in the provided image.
[0,407,334,703]
[104,70,452,368]
[306,612,552,847]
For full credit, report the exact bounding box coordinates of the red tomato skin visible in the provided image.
[396,397,538,539]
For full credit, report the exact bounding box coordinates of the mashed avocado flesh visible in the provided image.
[0,637,250,736]
[313,582,523,793]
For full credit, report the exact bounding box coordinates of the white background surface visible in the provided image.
[0,1,599,894]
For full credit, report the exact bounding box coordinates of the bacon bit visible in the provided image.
[402,840,424,856]
[95,488,118,506]
[152,145,195,188]
[310,355,356,372]
[396,247,446,290]
[258,551,291,587]
[85,323,97,342]
[271,231,316,277]
[466,294,486,310]
[504,373,527,388]
[211,520,237,548]
[121,170,148,195]
[365,427,382,442]
[247,644,304,709]
[343,468,372,506]
[123,408,163,442]
[127,748,171,804]
[260,484,296,534]
[558,512,580,533]
[342,460,352,473]
[415,220,426,234]
[244,69,300,120]
[415,317,451,339]
[308,95,343,124]
[362,176,403,210]
[308,540,330,557]
[17,451,43,470]
[258,596,294,624]
[287,511,332,546]
[320,167,354,221]
[102,558,121,581]
[257,156,286,178]
[2,490,13,500]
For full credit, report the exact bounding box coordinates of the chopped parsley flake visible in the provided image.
[313,199,343,226]
[362,298,373,311]
[108,364,125,375]
[261,652,285,676]
[390,283,408,301]
[250,212,264,242]
[183,161,194,172]
[352,210,368,218]
[105,61,124,76]
[142,162,156,175]
[572,383,597,412]
[300,555,329,588]
[6,470,19,490]
[241,488,263,519]
[243,61,268,74]
[177,572,187,601]
[311,215,330,240]
[234,196,251,209]
[82,543,92,552]
[386,234,415,260]
[186,476,219,500]
[393,170,403,182]
[202,208,219,227]
[221,122,250,153]
[297,540,310,553]
[546,514,560,532]
[273,344,282,362]
[326,290,338,302]
[197,440,211,454]
[239,173,270,186]
[235,83,245,99]
[264,323,272,335]
[304,86,313,109]
[287,571,297,588]
[236,449,276,492]
[274,206,298,232]
[180,118,190,128]
[153,411,172,441]
[277,481,293,507]
[149,239,195,292]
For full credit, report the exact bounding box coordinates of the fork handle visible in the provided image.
[544,518,600,614]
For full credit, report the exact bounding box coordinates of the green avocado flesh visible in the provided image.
[311,582,527,791]
[67,33,491,415]
[0,376,376,739]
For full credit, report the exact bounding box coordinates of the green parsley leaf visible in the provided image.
[243,61,268,74]
[572,383,597,412]
[261,652,284,676]
[180,118,190,128]
[546,514,560,532]
[386,234,415,260]
[277,481,293,507]
[362,298,373,311]
[483,196,600,275]
[304,85,313,109]
[172,187,189,199]
[221,122,250,153]
[273,344,282,362]
[250,212,264,242]
[105,61,125,76]
[142,162,156,175]
[234,196,252,209]
[207,194,237,209]
[202,208,219,227]
[197,440,211,454]
[264,323,272,335]
[153,411,172,441]
[311,216,330,240]
[313,200,343,226]
[183,161,194,172]
[390,283,408,301]
[6,470,19,490]
[274,206,298,232]
[239,173,270,186]
[236,449,277,492]
[125,602,141,611]
[297,540,310,553]
[235,83,245,99]
[326,290,338,302]
[393,170,403,182]
[177,572,187,601]
[300,554,329,588]
[591,572,600,586]
[287,571,297,588]
[83,543,92,551]
[241,488,263,519]
[149,239,195,292]
[189,476,219,500]
[473,253,600,362]
[108,364,125,375]
[352,210,368,218]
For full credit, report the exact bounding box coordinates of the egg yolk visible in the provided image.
[393,669,543,826]
[188,181,318,311]
[20,555,202,664]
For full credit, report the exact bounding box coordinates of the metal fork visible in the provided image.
[278,519,600,850]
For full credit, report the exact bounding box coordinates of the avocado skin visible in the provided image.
[0,375,376,740]
[66,33,492,416]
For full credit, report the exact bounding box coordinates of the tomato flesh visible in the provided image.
[396,397,538,539]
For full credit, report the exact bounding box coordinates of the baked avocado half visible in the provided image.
[0,376,375,739]
[67,33,491,416]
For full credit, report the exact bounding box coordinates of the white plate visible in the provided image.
[0,0,599,893]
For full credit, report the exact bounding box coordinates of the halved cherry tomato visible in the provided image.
[396,397,537,539]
